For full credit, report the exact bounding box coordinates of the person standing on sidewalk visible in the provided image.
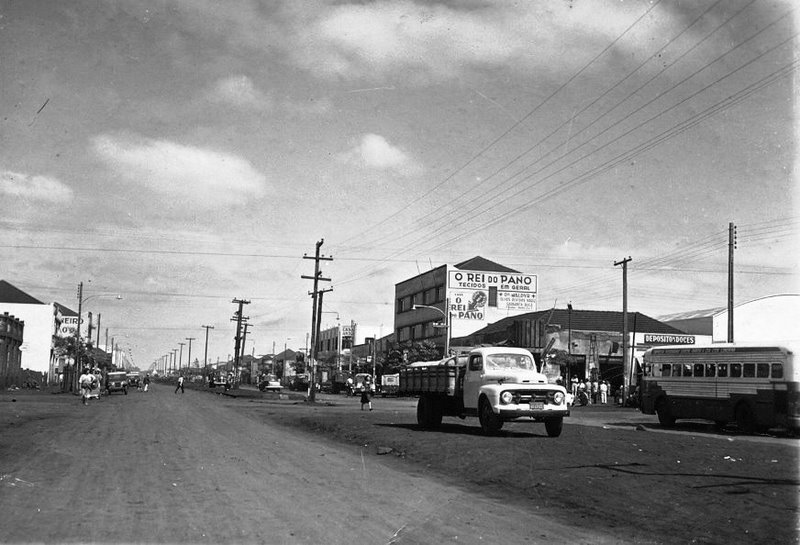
[174,375,184,394]
[360,380,372,411]
[143,373,151,392]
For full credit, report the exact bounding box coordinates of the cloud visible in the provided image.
[0,170,74,203]
[207,75,273,111]
[92,134,268,206]
[285,1,637,82]
[338,134,422,176]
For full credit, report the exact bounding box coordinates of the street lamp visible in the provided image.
[412,298,451,357]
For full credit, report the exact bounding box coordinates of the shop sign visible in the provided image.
[643,334,696,345]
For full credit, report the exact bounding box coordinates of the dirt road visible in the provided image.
[2,385,625,544]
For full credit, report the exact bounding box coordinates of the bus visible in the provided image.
[640,344,799,433]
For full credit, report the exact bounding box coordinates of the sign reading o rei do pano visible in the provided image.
[448,270,538,319]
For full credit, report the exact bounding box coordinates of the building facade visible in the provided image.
[394,256,537,355]
[0,280,56,377]
[451,307,689,394]
[0,312,24,388]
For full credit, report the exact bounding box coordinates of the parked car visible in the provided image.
[106,371,128,395]
[127,371,141,390]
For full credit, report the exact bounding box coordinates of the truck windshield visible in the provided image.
[485,354,535,371]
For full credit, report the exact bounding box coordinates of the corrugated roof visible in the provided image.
[454,256,520,273]
[0,280,44,304]
[452,307,683,344]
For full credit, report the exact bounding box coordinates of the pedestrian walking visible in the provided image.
[360,380,372,411]
[570,376,578,396]
[174,375,184,394]
[600,380,609,404]
[591,379,599,404]
[143,373,150,392]
[79,368,95,405]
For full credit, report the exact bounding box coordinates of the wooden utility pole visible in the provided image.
[728,222,737,343]
[302,239,332,402]
[614,256,632,399]
[185,337,196,370]
[177,342,185,373]
[231,298,250,385]
[202,325,214,378]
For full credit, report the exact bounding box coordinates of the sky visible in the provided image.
[1,0,797,371]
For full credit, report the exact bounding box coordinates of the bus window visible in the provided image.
[771,363,783,379]
[693,363,704,377]
[672,364,682,377]
[743,364,755,378]
[683,364,693,377]
[660,363,671,377]
[717,363,728,378]
[705,363,716,377]
[731,363,742,378]
[756,364,769,378]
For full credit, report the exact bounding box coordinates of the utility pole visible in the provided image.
[614,256,632,401]
[302,239,333,403]
[171,348,178,374]
[185,337,196,371]
[241,323,252,381]
[728,222,737,343]
[177,342,186,374]
[73,282,83,393]
[95,313,101,348]
[231,298,250,385]
[202,325,214,379]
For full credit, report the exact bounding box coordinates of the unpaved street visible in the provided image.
[2,385,618,544]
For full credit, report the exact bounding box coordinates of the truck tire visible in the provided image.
[478,398,503,435]
[416,396,442,429]
[544,417,563,437]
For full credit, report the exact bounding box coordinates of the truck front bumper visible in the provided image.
[497,407,570,420]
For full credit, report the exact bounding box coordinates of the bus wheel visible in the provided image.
[735,403,756,433]
[655,398,675,427]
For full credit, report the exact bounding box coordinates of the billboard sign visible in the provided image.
[448,270,537,315]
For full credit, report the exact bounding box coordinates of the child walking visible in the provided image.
[360,381,372,411]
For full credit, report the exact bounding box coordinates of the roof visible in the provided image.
[454,256,520,273]
[451,307,683,344]
[53,301,77,316]
[656,307,724,322]
[0,280,44,304]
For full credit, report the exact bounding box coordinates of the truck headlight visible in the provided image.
[500,391,514,404]
[553,391,565,405]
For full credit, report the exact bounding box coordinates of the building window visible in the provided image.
[488,286,497,307]
[436,286,444,302]
[397,298,405,313]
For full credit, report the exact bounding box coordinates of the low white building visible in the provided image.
[0,280,55,376]
[712,294,800,348]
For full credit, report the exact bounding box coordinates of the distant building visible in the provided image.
[451,307,687,392]
[395,256,537,356]
[660,294,799,348]
[0,312,24,388]
[0,280,56,376]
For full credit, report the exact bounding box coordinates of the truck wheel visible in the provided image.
[478,398,503,435]
[655,398,675,427]
[416,396,442,429]
[544,417,563,437]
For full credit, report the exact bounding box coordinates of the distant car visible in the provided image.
[127,372,141,390]
[258,374,282,392]
[106,371,128,395]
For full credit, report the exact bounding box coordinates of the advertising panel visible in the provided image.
[643,334,696,345]
[447,270,537,316]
